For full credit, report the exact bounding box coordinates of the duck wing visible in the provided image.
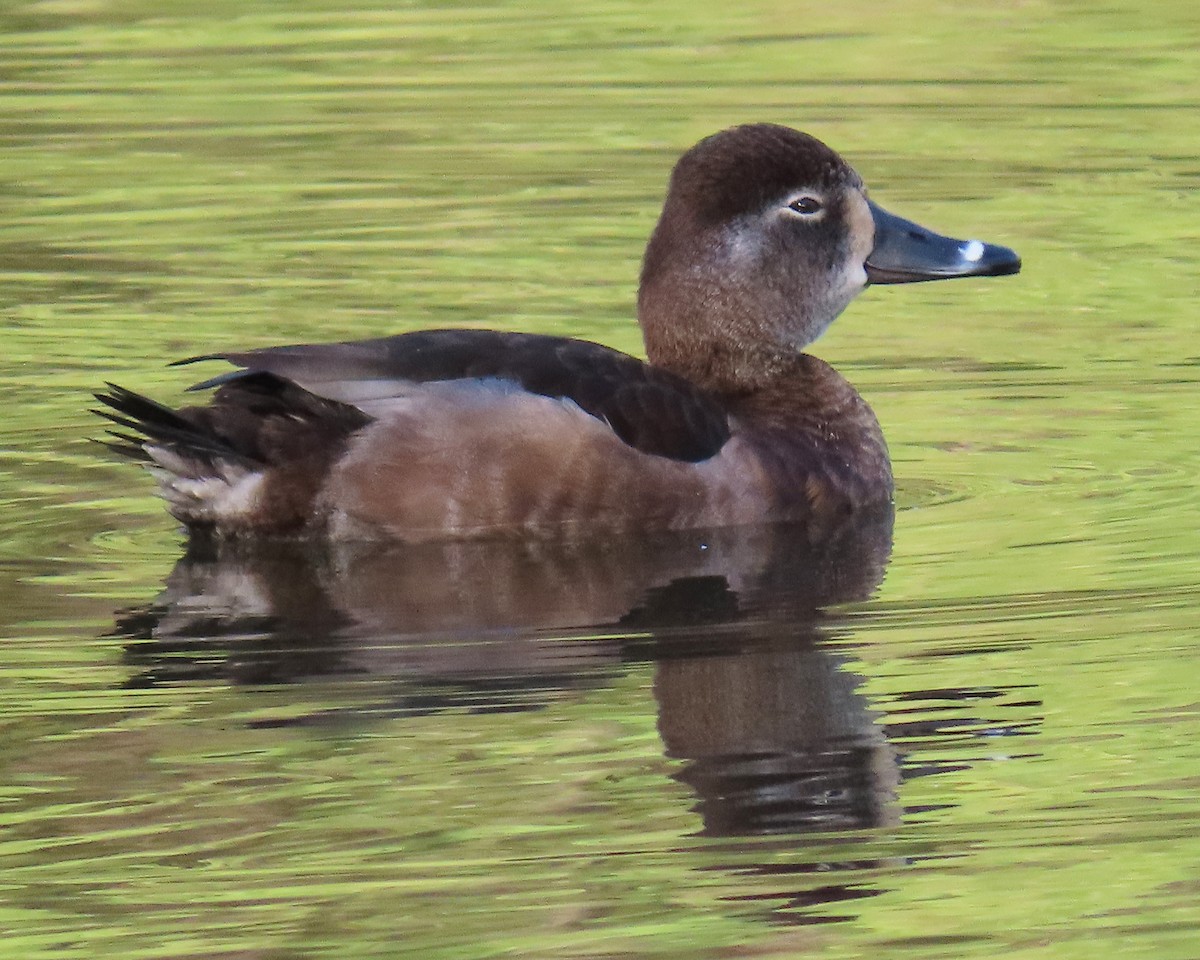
[179,329,731,463]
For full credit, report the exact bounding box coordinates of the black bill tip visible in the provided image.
[865,200,1021,285]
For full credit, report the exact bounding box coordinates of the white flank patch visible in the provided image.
[146,446,265,523]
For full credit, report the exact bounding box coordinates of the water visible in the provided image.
[3,1,1200,957]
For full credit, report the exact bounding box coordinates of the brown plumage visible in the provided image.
[95,123,1019,541]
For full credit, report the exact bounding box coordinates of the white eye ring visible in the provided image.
[785,194,824,219]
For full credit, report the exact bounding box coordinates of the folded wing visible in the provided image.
[180,329,731,463]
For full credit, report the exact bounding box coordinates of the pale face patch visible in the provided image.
[788,187,874,346]
[843,188,877,274]
[717,216,765,267]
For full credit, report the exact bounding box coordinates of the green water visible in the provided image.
[3,1,1200,957]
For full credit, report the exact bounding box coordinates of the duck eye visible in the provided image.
[787,196,823,216]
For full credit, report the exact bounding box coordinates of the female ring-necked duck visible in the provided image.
[97,123,1019,541]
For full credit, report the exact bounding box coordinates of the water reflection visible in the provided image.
[116,508,898,839]
[658,649,895,837]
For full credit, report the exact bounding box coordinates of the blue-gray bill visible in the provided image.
[864,200,1021,284]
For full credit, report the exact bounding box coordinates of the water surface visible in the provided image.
[2,1,1199,958]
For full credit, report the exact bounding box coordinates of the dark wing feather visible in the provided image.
[179,330,732,462]
[95,372,372,469]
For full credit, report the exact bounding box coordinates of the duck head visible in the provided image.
[638,124,1020,390]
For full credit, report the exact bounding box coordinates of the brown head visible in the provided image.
[638,124,1020,392]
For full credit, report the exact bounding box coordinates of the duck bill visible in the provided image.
[864,200,1021,284]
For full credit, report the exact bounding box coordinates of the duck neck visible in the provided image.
[636,221,842,396]
[638,275,824,395]
[644,331,801,396]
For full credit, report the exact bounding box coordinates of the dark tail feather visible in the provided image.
[92,383,257,470]
[92,432,154,463]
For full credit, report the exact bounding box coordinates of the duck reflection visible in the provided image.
[116,504,895,836]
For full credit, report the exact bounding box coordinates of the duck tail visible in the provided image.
[92,383,267,529]
[93,383,256,472]
[93,373,374,534]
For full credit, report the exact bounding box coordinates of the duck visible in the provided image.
[96,123,1019,542]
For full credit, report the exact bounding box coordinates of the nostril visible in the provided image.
[907,229,926,242]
